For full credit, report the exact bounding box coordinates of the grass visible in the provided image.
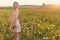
[0,6,60,40]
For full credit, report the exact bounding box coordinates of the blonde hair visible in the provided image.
[13,2,19,6]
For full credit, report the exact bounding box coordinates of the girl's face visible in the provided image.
[13,2,19,9]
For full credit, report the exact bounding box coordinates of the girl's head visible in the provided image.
[13,2,19,9]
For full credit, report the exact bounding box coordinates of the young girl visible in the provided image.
[9,2,21,40]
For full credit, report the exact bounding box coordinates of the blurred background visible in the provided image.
[0,0,60,40]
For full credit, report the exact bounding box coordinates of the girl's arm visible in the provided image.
[9,12,17,29]
[12,12,17,27]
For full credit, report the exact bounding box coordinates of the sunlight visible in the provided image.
[53,5,60,8]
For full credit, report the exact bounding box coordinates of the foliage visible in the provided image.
[0,7,60,40]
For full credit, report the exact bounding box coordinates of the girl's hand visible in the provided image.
[9,23,14,30]
[10,26,14,32]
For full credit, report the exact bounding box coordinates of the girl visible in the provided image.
[9,2,21,40]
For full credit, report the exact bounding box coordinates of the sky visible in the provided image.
[0,0,60,6]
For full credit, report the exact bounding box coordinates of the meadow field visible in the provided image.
[0,5,60,40]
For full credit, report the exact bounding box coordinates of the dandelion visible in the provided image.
[38,23,40,26]
[51,24,55,27]
[23,30,25,32]
[31,28,33,31]
[26,27,29,30]
[9,17,11,19]
[48,28,50,30]
[30,26,33,28]
[40,20,42,23]
[51,31,53,33]
[27,30,30,32]
[6,34,9,37]
[24,27,26,30]
[53,36,55,39]
[2,24,4,26]
[43,37,48,40]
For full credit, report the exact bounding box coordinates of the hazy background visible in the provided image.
[0,0,60,40]
[0,0,60,6]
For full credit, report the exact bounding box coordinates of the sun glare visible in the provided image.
[53,5,60,8]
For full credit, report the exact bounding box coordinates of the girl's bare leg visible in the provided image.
[14,32,19,40]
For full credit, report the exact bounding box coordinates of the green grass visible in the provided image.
[0,7,60,40]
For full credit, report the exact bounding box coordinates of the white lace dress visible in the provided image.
[11,9,21,32]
